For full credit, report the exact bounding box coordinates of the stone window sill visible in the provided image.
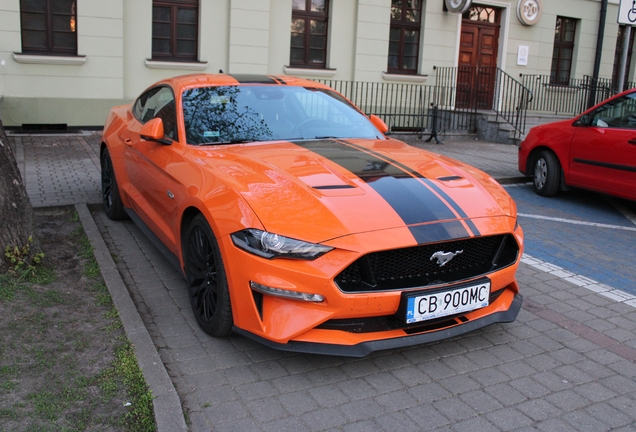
[284,66,337,78]
[382,72,429,83]
[13,53,86,66]
[145,59,208,71]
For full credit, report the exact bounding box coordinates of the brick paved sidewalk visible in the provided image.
[93,211,636,431]
[11,132,102,208]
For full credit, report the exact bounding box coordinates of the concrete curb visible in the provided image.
[75,204,188,432]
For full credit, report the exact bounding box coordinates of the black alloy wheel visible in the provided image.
[100,148,128,220]
[184,214,233,337]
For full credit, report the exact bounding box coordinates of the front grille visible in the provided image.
[335,234,518,293]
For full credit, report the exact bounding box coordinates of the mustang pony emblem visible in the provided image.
[430,250,463,267]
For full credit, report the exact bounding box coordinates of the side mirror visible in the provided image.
[140,118,172,145]
[369,114,389,134]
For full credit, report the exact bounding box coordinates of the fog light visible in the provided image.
[250,281,325,302]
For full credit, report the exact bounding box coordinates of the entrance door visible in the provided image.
[456,6,501,110]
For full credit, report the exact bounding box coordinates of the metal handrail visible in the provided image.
[434,66,533,139]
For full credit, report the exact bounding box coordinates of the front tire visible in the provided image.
[533,150,561,197]
[101,147,128,220]
[184,214,233,337]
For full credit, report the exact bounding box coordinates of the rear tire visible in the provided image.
[533,150,561,197]
[184,214,233,337]
[101,148,128,220]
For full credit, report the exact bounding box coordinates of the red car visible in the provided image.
[519,88,636,201]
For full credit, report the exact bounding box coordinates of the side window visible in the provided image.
[290,0,329,69]
[133,87,178,140]
[550,16,577,85]
[152,0,199,62]
[388,0,423,75]
[20,0,78,56]
[590,94,636,129]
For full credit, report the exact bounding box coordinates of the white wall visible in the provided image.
[0,0,630,126]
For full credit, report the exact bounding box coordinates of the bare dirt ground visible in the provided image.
[0,206,154,431]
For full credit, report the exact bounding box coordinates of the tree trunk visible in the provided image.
[0,116,39,271]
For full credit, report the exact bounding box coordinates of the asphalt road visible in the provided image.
[507,184,636,296]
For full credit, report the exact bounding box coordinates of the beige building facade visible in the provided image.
[0,0,630,127]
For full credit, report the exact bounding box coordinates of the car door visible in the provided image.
[568,92,636,199]
[123,85,181,250]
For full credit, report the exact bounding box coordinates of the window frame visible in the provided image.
[550,16,577,86]
[387,0,423,75]
[152,0,199,62]
[19,0,78,56]
[290,0,330,69]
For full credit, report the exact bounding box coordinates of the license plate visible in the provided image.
[405,281,490,323]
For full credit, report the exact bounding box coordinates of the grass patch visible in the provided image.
[114,341,155,432]
[0,208,156,431]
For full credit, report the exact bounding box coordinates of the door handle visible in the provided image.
[628,139,636,145]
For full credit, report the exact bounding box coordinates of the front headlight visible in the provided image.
[231,229,333,260]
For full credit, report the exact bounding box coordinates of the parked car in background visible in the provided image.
[101,74,523,357]
[519,88,636,201]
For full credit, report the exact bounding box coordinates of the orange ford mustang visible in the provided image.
[101,74,524,357]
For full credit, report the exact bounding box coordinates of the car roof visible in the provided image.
[150,73,331,95]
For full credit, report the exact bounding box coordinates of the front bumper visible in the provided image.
[233,292,523,358]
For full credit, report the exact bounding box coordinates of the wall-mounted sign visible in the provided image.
[444,0,472,14]
[517,0,542,26]
[517,45,529,66]
[617,0,636,25]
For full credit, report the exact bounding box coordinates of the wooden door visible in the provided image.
[456,16,500,109]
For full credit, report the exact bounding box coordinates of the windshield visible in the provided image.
[181,85,383,145]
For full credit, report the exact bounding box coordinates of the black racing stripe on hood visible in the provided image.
[293,139,470,242]
[228,74,279,84]
[410,221,470,244]
[343,140,481,236]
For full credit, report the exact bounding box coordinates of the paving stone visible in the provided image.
[432,397,476,422]
[308,384,350,408]
[545,390,590,411]
[301,407,347,430]
[403,404,450,431]
[408,382,453,404]
[261,416,310,432]
[246,397,289,423]
[485,407,533,430]
[375,411,421,431]
[458,389,503,414]
[276,391,318,415]
[562,410,608,432]
[451,416,498,432]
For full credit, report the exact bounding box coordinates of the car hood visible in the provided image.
[193,138,516,244]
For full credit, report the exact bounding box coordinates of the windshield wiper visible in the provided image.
[199,138,255,145]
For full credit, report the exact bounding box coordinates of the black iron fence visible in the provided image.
[520,74,636,116]
[315,79,477,136]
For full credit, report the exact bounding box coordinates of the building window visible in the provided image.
[290,0,329,69]
[462,5,500,23]
[612,26,635,92]
[152,0,199,62]
[550,16,577,85]
[388,0,422,74]
[20,0,77,56]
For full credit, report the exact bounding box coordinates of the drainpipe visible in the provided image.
[588,0,608,109]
